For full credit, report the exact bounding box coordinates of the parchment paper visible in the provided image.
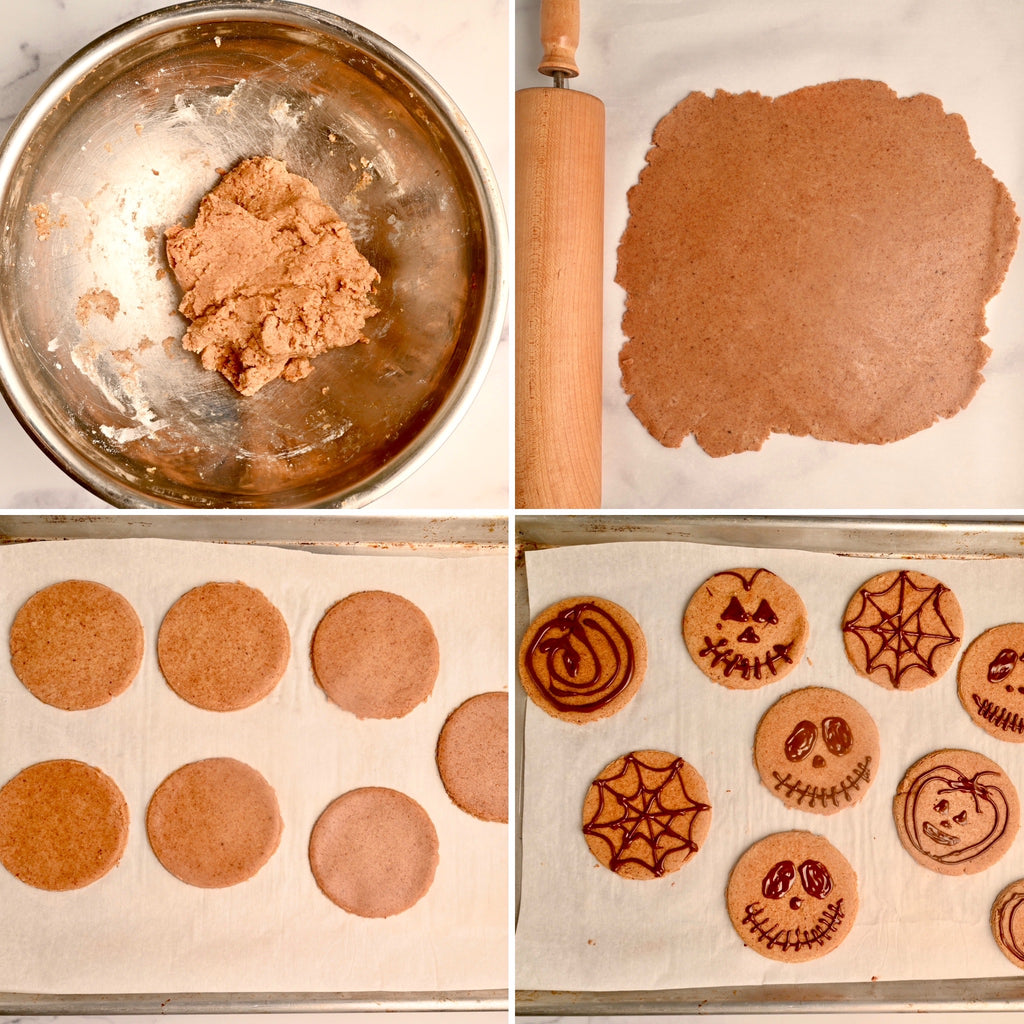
[516,538,1024,991]
[0,537,507,995]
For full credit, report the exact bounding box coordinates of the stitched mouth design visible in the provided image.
[973,694,1024,735]
[771,757,872,810]
[742,898,845,953]
[699,636,794,682]
[922,821,959,846]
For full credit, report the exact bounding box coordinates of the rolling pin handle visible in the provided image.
[538,0,581,80]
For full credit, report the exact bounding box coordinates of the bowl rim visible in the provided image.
[0,0,508,509]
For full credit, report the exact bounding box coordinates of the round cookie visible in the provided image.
[582,749,711,879]
[683,568,808,689]
[10,580,143,710]
[436,691,508,823]
[958,623,1024,741]
[893,748,1019,875]
[311,591,438,720]
[842,569,962,691]
[518,596,647,723]
[992,878,1024,970]
[726,830,858,962]
[158,581,289,711]
[754,686,879,814]
[309,787,439,917]
[146,758,283,888]
[0,759,129,891]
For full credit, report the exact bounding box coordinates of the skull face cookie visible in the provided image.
[754,687,879,814]
[958,624,1024,741]
[683,568,808,689]
[726,830,858,962]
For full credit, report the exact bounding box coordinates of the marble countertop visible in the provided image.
[0,0,509,511]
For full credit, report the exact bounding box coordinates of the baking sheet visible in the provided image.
[514,0,1024,509]
[0,535,507,996]
[515,532,1024,995]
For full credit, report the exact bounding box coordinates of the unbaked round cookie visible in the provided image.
[726,830,858,962]
[683,568,808,689]
[992,878,1024,970]
[518,596,647,723]
[893,748,1019,875]
[309,787,439,917]
[311,591,438,719]
[582,749,711,879]
[10,580,143,710]
[158,582,289,711]
[842,569,962,691]
[146,757,283,888]
[436,692,508,823]
[754,687,879,814]
[958,624,1024,741]
[0,759,129,890]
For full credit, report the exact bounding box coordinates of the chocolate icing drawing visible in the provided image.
[995,888,1024,967]
[772,715,872,809]
[843,571,960,688]
[583,752,710,878]
[972,646,1024,735]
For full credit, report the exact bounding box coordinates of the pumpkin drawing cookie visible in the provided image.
[754,687,879,814]
[10,580,143,710]
[0,759,129,891]
[683,568,808,689]
[893,748,1019,875]
[158,582,289,711]
[842,569,962,691]
[146,758,283,888]
[958,624,1024,741]
[582,750,711,879]
[312,591,438,720]
[436,692,508,823]
[992,879,1024,970]
[726,830,858,962]
[519,596,647,723]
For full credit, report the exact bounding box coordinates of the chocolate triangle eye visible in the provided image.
[752,599,778,624]
[721,596,748,622]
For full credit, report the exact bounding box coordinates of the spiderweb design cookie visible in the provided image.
[893,748,1019,876]
[754,687,879,814]
[309,787,439,917]
[617,79,1018,456]
[146,758,283,888]
[992,879,1024,970]
[519,596,647,723]
[10,580,143,710]
[436,692,508,823]
[0,760,129,891]
[957,624,1024,741]
[312,591,438,720]
[842,569,962,691]
[158,582,289,711]
[683,568,808,689]
[726,831,858,962]
[582,750,711,879]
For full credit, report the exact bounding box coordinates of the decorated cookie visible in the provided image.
[958,624,1024,741]
[726,830,858,962]
[436,692,508,823]
[893,748,1019,875]
[582,749,711,879]
[10,580,143,710]
[842,569,962,691]
[682,568,808,689]
[0,759,129,891]
[754,687,879,814]
[992,879,1024,970]
[519,596,647,723]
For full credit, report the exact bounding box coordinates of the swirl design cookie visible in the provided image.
[519,596,647,723]
[992,879,1024,970]
[957,624,1024,741]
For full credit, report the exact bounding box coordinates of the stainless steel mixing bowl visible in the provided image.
[0,1,506,507]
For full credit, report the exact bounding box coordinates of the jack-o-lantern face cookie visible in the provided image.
[958,624,1024,741]
[893,748,1019,875]
[582,750,711,879]
[683,568,808,689]
[754,687,879,814]
[842,569,962,691]
[726,830,858,962]
[992,879,1024,970]
[519,596,647,723]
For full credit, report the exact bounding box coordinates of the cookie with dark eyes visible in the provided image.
[957,624,1024,742]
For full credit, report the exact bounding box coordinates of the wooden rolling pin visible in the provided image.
[515,0,605,509]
